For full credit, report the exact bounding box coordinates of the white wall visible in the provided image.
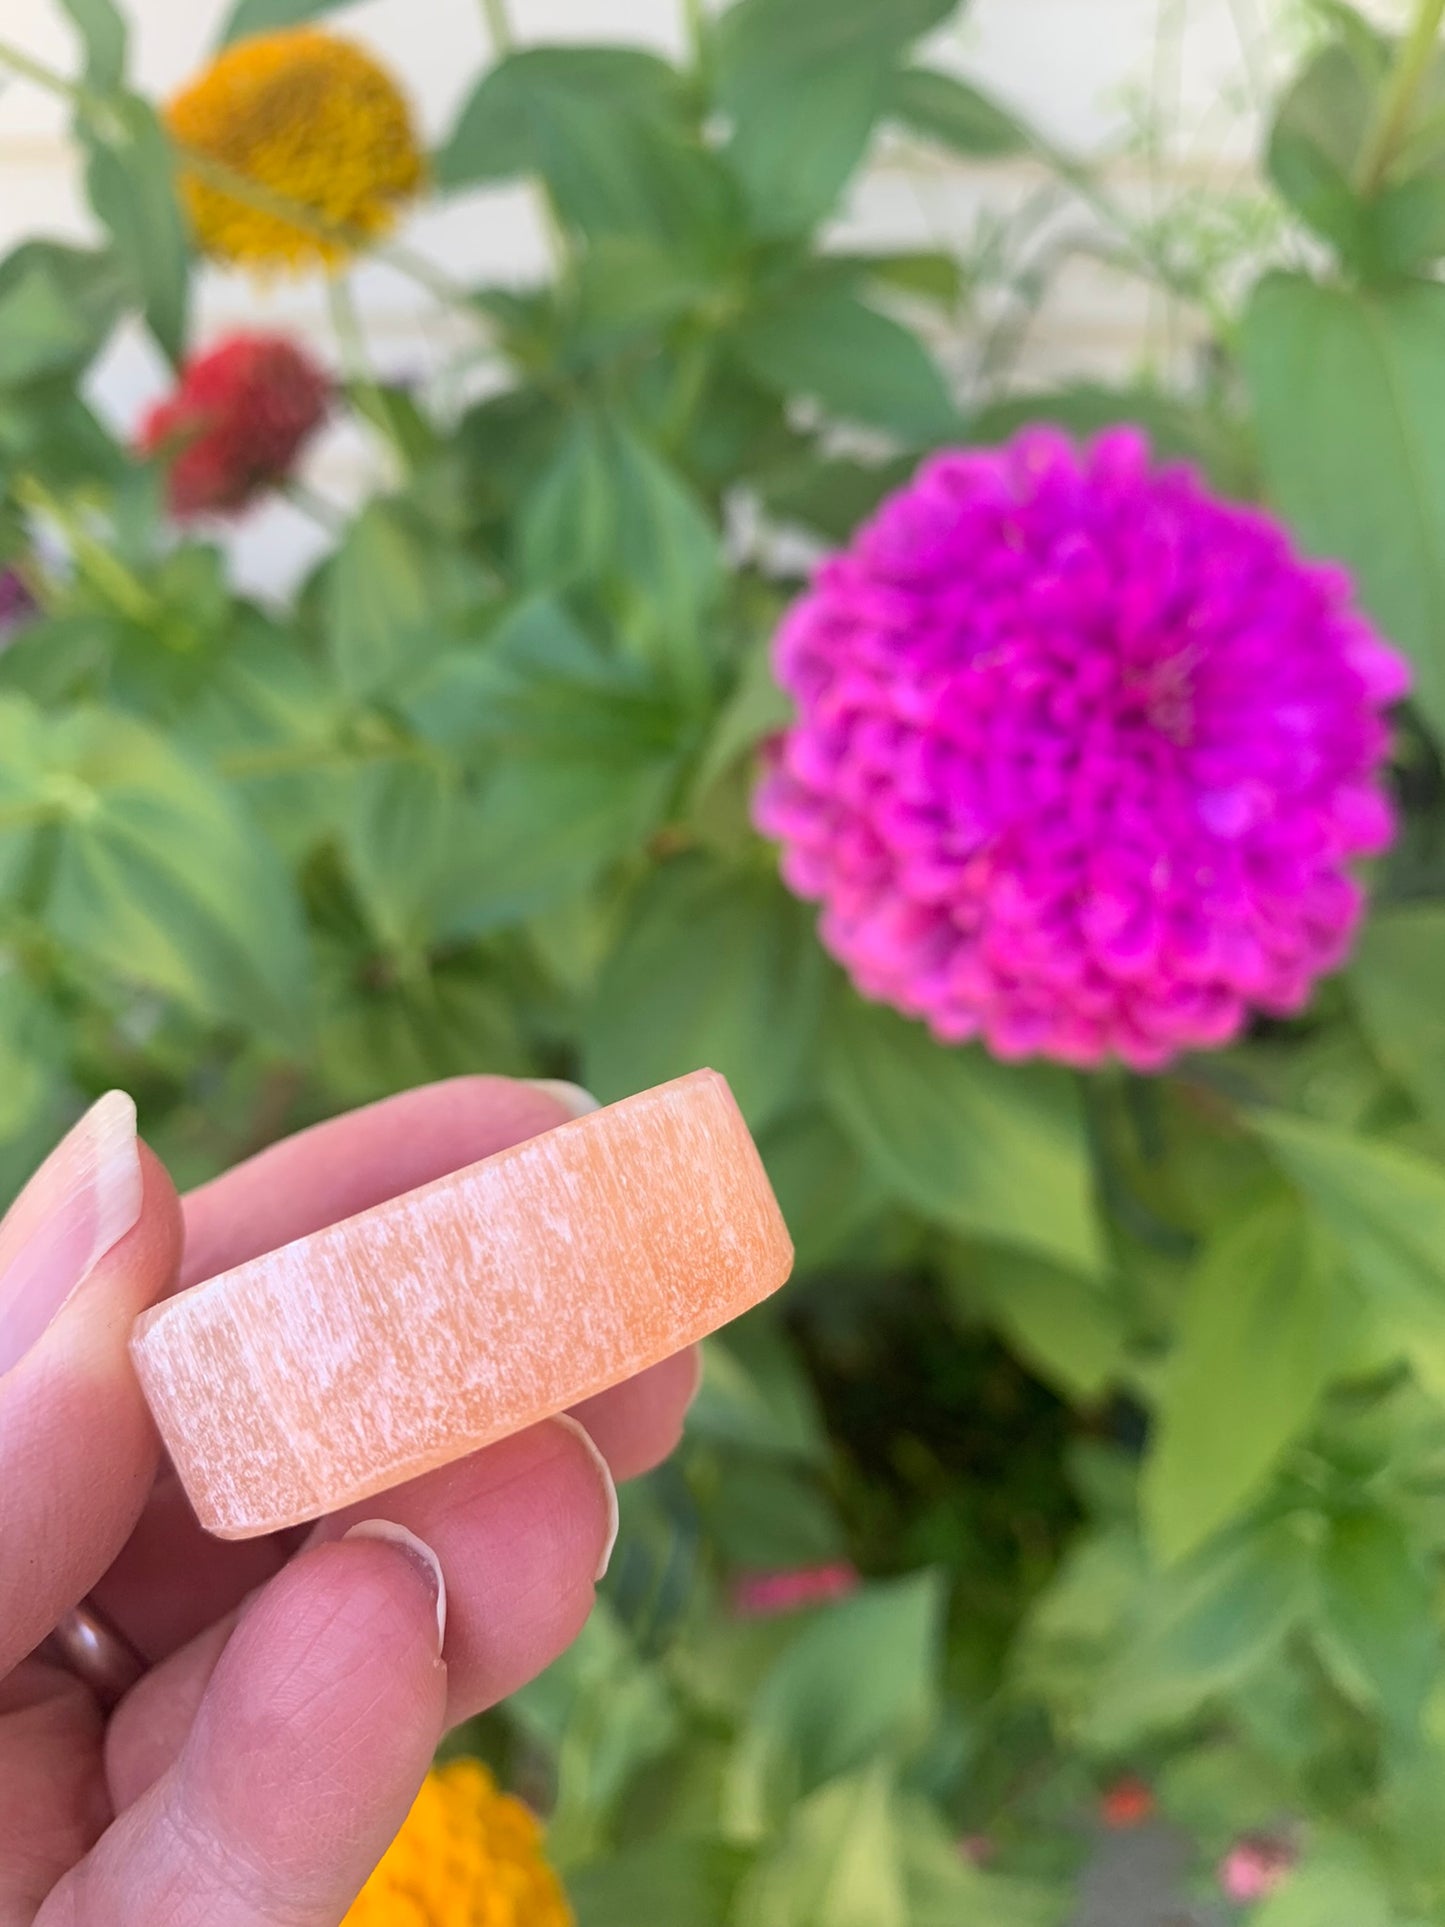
[0,0,1406,591]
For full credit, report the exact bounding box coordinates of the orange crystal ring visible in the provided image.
[131,1070,793,1540]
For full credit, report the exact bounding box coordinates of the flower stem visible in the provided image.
[326,271,412,477]
[1355,0,1445,195]
[15,476,163,627]
[0,33,80,101]
[480,0,514,54]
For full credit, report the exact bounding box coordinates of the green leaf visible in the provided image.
[714,0,952,239]
[728,1574,942,1831]
[824,996,1103,1275]
[734,284,957,443]
[1315,1508,1436,1731]
[571,1839,752,1927]
[221,0,355,41]
[342,759,464,954]
[848,249,964,305]
[57,0,126,90]
[520,414,722,686]
[583,856,825,1132]
[689,1318,829,1465]
[1351,904,1445,1131]
[1240,273,1445,743]
[437,48,708,243]
[82,95,189,365]
[759,450,914,543]
[424,607,688,933]
[1093,1520,1316,1744]
[323,501,477,698]
[758,1106,891,1274]
[1142,1200,1342,1566]
[0,264,104,389]
[1252,1845,1395,1927]
[887,67,1031,158]
[949,1244,1126,1404]
[1256,1111,1445,1397]
[1268,36,1445,279]
[898,1799,1066,1927]
[0,699,308,1044]
[0,969,66,1153]
[1267,43,1375,266]
[740,1769,908,1927]
[510,1602,679,1841]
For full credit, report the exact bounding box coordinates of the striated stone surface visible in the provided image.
[132,1070,793,1538]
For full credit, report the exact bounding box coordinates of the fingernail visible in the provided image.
[0,1090,142,1379]
[526,1079,602,1119]
[343,1519,448,1653]
[552,1414,620,1581]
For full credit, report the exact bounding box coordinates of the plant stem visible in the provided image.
[0,33,80,101]
[15,476,162,627]
[326,271,412,477]
[480,0,514,54]
[681,0,706,65]
[1355,0,1445,195]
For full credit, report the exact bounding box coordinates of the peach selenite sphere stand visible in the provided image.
[131,1070,794,1539]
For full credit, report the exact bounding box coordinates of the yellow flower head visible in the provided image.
[168,28,425,270]
[343,1759,575,1927]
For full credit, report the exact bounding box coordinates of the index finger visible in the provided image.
[179,1076,590,1288]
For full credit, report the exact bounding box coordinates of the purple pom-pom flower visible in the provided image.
[755,429,1409,1070]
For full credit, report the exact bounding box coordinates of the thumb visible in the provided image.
[0,1092,182,1676]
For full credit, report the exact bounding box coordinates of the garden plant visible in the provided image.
[5,0,1445,1920]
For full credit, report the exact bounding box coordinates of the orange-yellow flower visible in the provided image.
[342,1758,574,1927]
[167,28,424,270]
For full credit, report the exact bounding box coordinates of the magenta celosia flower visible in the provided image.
[730,1562,860,1618]
[1219,1834,1296,1903]
[755,429,1409,1069]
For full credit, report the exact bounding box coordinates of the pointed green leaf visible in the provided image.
[221,0,355,41]
[1093,1520,1315,1744]
[825,995,1103,1274]
[1350,903,1445,1130]
[740,1769,909,1927]
[1315,1508,1436,1731]
[2,701,309,1044]
[888,67,1030,158]
[714,0,952,238]
[1257,1111,1445,1396]
[83,95,189,364]
[583,856,825,1131]
[56,0,126,91]
[570,1839,753,1927]
[1143,1199,1342,1565]
[728,1574,942,1831]
[1241,273,1445,743]
[735,284,957,443]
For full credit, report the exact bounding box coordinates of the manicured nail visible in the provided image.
[0,1091,142,1380]
[526,1079,602,1118]
[552,1414,620,1581]
[342,1519,448,1652]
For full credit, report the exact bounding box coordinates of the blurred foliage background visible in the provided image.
[7,0,1445,1920]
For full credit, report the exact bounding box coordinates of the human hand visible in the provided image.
[0,1078,698,1925]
